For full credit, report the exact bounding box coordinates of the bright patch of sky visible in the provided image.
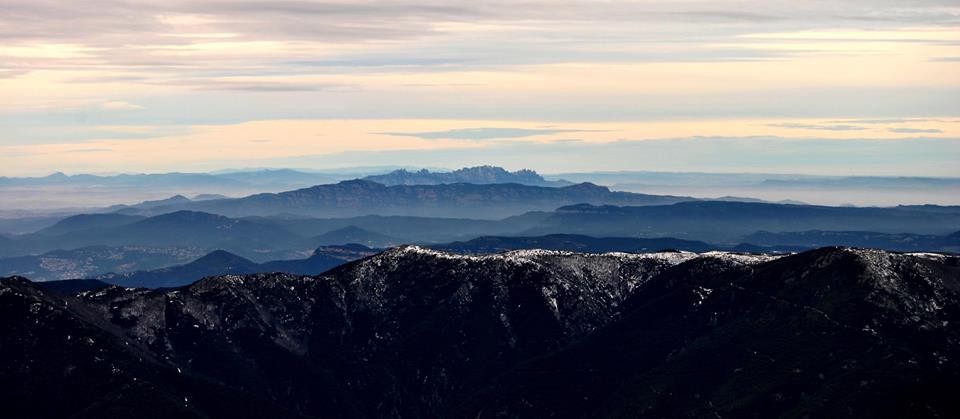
[0,0,958,176]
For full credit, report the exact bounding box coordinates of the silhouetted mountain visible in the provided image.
[137,194,192,208]
[192,193,230,201]
[251,212,552,243]
[2,247,957,417]
[0,215,65,235]
[0,169,353,214]
[309,225,399,247]
[0,210,314,260]
[743,230,960,252]
[36,278,112,295]
[713,196,808,205]
[96,245,377,288]
[104,194,196,213]
[96,250,260,288]
[2,209,541,259]
[527,202,960,242]
[33,213,145,236]
[101,211,303,250]
[363,166,572,187]
[154,180,695,219]
[434,234,716,253]
[0,245,207,282]
[259,244,378,276]
[730,242,810,253]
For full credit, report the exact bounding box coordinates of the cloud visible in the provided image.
[2,0,960,156]
[377,127,604,140]
[0,69,28,78]
[887,127,944,134]
[766,123,868,131]
[62,148,112,153]
[193,82,344,92]
[100,101,144,110]
[825,118,920,124]
[5,118,960,178]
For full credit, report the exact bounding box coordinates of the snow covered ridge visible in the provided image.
[388,245,782,266]
[393,245,954,265]
[840,247,957,262]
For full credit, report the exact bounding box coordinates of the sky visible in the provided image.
[1,0,959,176]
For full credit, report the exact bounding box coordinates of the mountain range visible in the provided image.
[0,211,304,259]
[2,246,957,417]
[433,234,717,254]
[363,166,571,187]
[132,179,695,219]
[23,227,958,289]
[4,199,960,264]
[743,230,960,253]
[529,202,960,242]
[0,210,550,260]
[95,245,377,288]
[0,245,208,282]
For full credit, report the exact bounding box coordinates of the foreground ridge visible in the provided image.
[1,247,958,418]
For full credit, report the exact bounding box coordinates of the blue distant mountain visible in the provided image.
[526,201,960,243]
[363,166,572,187]
[95,245,377,288]
[153,179,695,219]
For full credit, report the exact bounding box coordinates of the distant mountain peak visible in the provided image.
[148,210,228,221]
[561,182,610,192]
[337,178,387,186]
[193,249,253,264]
[313,225,399,247]
[362,165,571,187]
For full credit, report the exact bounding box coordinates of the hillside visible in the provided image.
[2,247,957,417]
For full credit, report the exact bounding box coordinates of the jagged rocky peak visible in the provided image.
[362,165,569,186]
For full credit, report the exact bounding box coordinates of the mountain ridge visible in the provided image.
[144,179,696,219]
[363,165,572,187]
[94,245,378,288]
[2,246,957,417]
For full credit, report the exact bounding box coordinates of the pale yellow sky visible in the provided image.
[1,1,959,176]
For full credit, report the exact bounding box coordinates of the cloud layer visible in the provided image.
[0,1,958,175]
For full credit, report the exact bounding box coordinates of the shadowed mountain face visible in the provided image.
[0,245,208,282]
[363,166,571,187]
[95,250,261,288]
[529,202,960,242]
[0,211,306,259]
[32,213,146,236]
[310,225,400,248]
[95,245,378,288]
[2,247,957,418]
[743,230,960,252]
[149,180,695,219]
